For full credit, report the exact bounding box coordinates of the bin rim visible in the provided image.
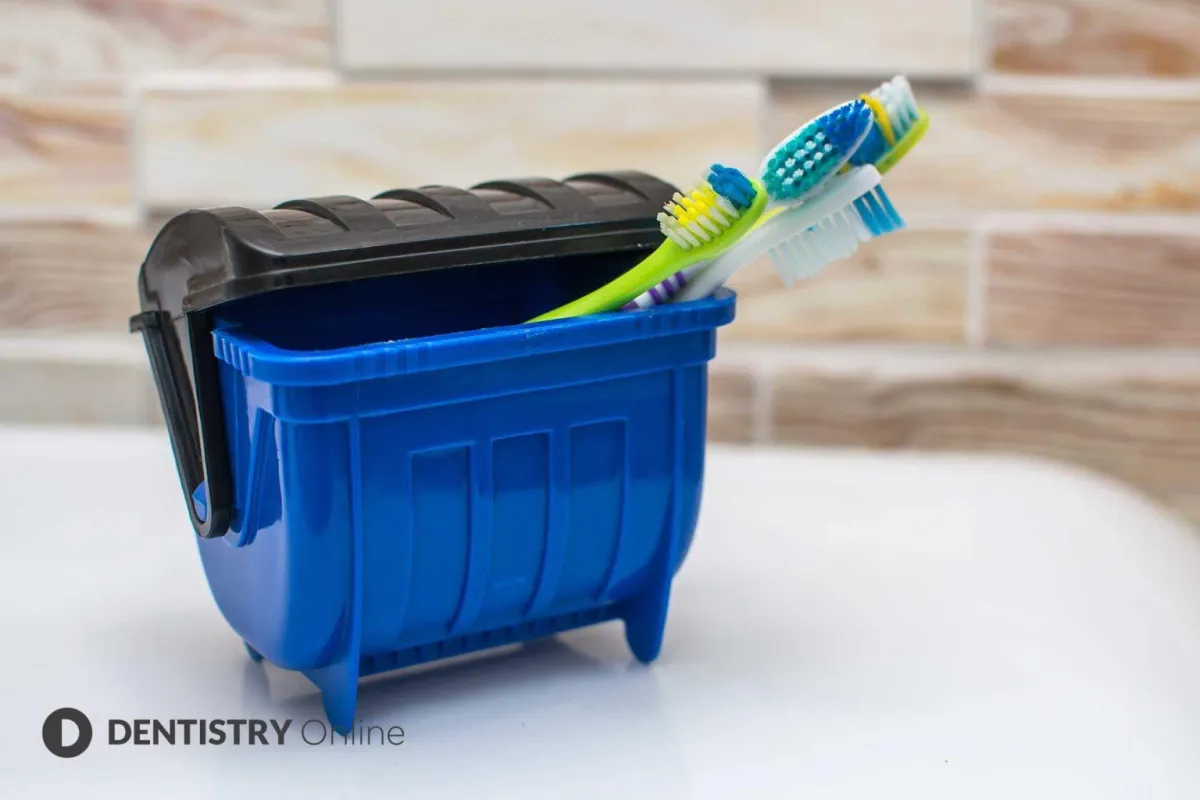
[213,289,737,387]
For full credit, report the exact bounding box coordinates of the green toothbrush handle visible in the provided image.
[530,244,680,323]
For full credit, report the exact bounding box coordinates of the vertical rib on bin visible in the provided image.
[526,428,572,617]
[450,442,494,635]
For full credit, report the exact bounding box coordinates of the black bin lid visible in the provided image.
[130,171,678,540]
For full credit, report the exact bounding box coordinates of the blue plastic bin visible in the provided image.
[131,173,734,731]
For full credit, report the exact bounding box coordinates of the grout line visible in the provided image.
[0,207,141,226]
[339,65,980,85]
[126,71,148,224]
[714,341,1200,377]
[900,211,1200,234]
[0,333,147,365]
[327,0,343,76]
[755,75,772,163]
[980,74,1200,99]
[752,358,774,445]
[965,222,988,347]
[898,212,980,231]
[340,66,768,84]
[972,0,991,82]
[980,211,1200,236]
[130,70,340,92]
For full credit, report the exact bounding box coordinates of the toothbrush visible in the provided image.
[760,98,876,206]
[527,164,767,323]
[628,83,916,309]
[850,75,929,175]
[621,100,876,311]
[621,269,692,311]
[672,165,903,302]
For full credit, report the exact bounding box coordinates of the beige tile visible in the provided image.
[990,0,1200,77]
[0,88,130,210]
[987,229,1200,347]
[768,83,1200,216]
[0,335,156,426]
[0,221,151,332]
[136,79,764,210]
[725,229,969,343]
[335,0,974,78]
[769,350,1200,526]
[707,361,757,444]
[0,0,328,82]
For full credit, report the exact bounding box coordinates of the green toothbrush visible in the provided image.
[528,164,766,323]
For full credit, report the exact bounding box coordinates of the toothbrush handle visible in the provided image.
[623,264,704,310]
[673,222,767,303]
[530,243,680,322]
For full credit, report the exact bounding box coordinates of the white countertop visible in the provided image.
[3,425,1200,799]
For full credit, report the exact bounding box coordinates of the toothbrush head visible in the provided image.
[852,75,930,174]
[656,163,763,250]
[760,99,874,204]
[876,75,922,139]
[528,165,766,322]
[770,172,905,286]
[671,165,905,303]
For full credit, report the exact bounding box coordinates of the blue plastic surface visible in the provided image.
[197,270,735,732]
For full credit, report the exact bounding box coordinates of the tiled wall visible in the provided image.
[1,1,1199,525]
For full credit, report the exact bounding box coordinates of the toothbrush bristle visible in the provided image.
[658,164,753,250]
[871,75,921,139]
[768,185,906,284]
[707,163,756,211]
[851,185,906,237]
[762,99,873,202]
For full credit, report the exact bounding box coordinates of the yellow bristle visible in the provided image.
[673,186,719,228]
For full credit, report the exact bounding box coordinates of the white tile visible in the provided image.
[0,88,130,211]
[136,79,765,209]
[0,335,157,426]
[0,0,328,82]
[336,0,975,78]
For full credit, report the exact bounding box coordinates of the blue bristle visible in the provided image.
[707,163,755,211]
[763,100,874,202]
[849,121,888,166]
[852,187,905,237]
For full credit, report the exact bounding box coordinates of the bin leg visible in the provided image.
[244,642,264,663]
[621,512,678,663]
[624,388,686,664]
[305,655,360,736]
[303,416,366,736]
[622,573,671,663]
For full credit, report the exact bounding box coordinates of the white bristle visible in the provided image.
[768,194,884,284]
[673,166,902,304]
[831,212,852,244]
[695,215,722,236]
[702,200,730,224]
[870,75,921,139]
[685,219,714,241]
[656,177,745,250]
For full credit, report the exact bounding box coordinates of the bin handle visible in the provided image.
[131,310,233,539]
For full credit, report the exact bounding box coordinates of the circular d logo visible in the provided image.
[42,707,93,758]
